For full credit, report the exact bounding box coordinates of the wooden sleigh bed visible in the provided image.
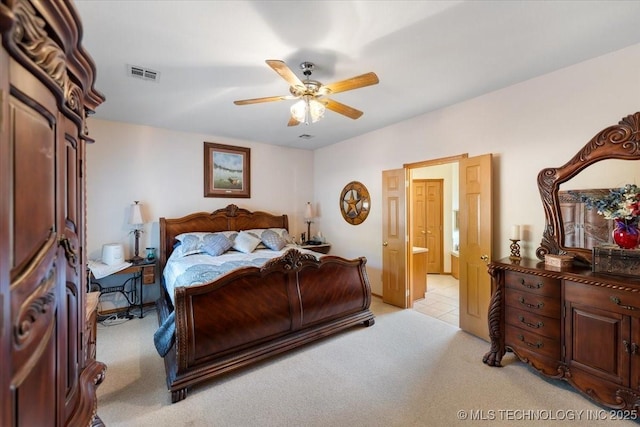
[156,204,375,402]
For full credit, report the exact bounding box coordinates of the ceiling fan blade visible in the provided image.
[323,98,364,120]
[287,116,300,127]
[266,60,304,89]
[234,95,295,105]
[322,72,379,95]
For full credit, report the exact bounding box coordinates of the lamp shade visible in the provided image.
[291,96,325,125]
[304,202,314,220]
[129,201,144,225]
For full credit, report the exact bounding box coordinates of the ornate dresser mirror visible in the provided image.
[536,112,640,264]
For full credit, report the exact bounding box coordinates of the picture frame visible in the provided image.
[204,142,251,198]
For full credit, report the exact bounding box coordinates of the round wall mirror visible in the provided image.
[339,181,370,225]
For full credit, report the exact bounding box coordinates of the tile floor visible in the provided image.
[412,274,459,327]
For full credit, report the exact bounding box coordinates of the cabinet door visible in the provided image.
[9,69,63,427]
[630,317,640,390]
[62,125,84,420]
[565,300,630,386]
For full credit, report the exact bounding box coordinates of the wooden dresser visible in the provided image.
[484,258,640,410]
[0,1,105,425]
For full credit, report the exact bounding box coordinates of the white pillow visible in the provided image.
[233,231,262,254]
[244,229,268,249]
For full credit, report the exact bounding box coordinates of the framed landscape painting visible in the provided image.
[204,142,251,198]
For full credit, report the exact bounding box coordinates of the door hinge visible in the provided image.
[406,289,410,297]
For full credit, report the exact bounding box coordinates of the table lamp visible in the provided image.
[304,202,314,244]
[129,201,145,263]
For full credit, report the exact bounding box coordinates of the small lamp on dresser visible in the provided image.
[129,201,145,263]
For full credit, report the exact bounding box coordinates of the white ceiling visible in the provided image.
[74,1,640,150]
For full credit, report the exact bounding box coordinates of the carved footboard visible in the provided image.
[161,249,374,403]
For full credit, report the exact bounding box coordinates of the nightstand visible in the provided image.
[85,291,99,362]
[88,258,157,318]
[300,243,331,254]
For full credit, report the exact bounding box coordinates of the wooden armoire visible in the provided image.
[0,0,105,425]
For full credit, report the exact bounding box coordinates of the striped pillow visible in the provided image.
[202,233,233,257]
[261,229,286,250]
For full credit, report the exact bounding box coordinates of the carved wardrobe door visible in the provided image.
[0,1,105,425]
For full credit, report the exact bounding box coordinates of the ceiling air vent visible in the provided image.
[127,64,160,82]
[298,134,314,140]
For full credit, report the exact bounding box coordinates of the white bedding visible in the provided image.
[163,244,321,304]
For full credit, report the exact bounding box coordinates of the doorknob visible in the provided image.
[421,230,426,234]
[480,255,489,263]
[383,242,388,246]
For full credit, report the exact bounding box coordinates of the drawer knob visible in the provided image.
[517,334,543,349]
[518,315,543,329]
[518,297,544,310]
[519,278,543,289]
[610,296,639,311]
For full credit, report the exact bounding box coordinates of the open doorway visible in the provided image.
[382,153,492,340]
[410,163,459,327]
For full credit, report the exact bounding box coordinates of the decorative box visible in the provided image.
[545,254,573,269]
[593,246,640,277]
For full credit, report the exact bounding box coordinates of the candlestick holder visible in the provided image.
[509,239,521,261]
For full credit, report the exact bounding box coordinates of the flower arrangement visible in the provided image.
[579,184,640,225]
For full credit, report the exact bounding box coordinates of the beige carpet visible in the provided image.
[95,299,636,426]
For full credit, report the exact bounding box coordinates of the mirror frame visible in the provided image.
[536,112,640,264]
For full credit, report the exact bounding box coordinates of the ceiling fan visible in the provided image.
[233,60,379,126]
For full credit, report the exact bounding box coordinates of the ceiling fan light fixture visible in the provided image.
[234,59,378,127]
[291,95,325,125]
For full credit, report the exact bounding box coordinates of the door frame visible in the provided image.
[405,154,468,305]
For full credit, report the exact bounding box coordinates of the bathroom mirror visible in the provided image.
[537,112,640,264]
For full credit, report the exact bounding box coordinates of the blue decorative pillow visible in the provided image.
[202,233,233,257]
[175,232,215,257]
[261,229,286,250]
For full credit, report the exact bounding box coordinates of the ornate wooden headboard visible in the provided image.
[159,204,289,271]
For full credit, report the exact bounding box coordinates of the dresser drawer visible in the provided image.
[505,305,560,340]
[505,288,561,318]
[504,271,560,298]
[505,324,561,361]
[142,265,156,284]
[565,279,640,317]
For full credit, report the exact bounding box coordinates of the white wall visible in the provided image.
[86,121,314,258]
[86,43,640,300]
[314,43,640,296]
[86,121,314,308]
